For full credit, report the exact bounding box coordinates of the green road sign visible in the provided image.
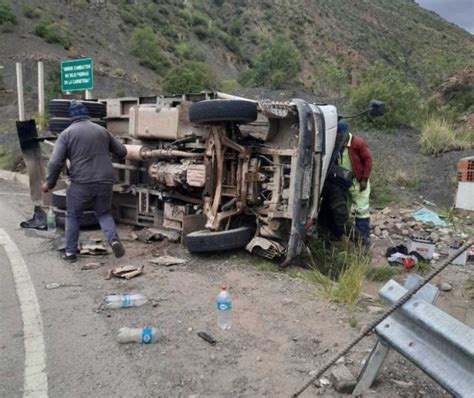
[61,58,93,92]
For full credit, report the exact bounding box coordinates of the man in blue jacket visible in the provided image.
[43,101,128,262]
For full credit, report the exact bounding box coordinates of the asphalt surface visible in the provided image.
[0,179,146,398]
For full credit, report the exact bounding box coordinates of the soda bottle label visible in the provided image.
[141,328,153,344]
[217,301,232,311]
[121,295,131,307]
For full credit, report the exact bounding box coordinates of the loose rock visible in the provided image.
[330,365,356,394]
[438,282,453,292]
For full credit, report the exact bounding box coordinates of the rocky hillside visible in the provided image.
[0,0,473,167]
[0,0,473,95]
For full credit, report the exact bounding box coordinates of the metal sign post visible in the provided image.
[16,63,25,121]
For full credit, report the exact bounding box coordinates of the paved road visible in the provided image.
[0,180,146,398]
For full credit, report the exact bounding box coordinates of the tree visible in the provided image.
[129,26,165,72]
[349,62,422,128]
[241,35,301,89]
[162,61,215,94]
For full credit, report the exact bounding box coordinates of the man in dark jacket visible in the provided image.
[43,101,128,262]
[336,121,372,247]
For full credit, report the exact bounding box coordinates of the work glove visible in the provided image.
[359,178,368,192]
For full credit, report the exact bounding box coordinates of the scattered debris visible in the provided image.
[132,227,180,243]
[110,265,144,280]
[197,331,216,345]
[46,282,61,289]
[410,208,447,227]
[391,379,415,389]
[79,243,108,256]
[80,262,104,270]
[147,255,187,267]
[56,238,102,252]
[45,282,82,290]
[329,365,357,394]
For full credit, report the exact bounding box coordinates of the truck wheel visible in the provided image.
[52,190,93,211]
[53,207,99,229]
[48,99,107,118]
[185,226,254,253]
[189,100,257,125]
[49,118,107,134]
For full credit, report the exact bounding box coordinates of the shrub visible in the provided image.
[162,61,215,94]
[111,68,126,78]
[34,20,71,49]
[129,26,166,72]
[0,0,16,25]
[175,42,205,62]
[218,79,239,92]
[313,62,350,97]
[0,145,14,170]
[23,5,40,19]
[420,116,472,156]
[241,35,301,89]
[349,62,422,129]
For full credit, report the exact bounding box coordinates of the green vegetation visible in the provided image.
[23,5,40,19]
[312,62,349,97]
[370,159,399,207]
[129,26,167,72]
[162,61,214,94]
[45,60,61,102]
[240,35,300,89]
[393,169,421,189]
[111,68,126,78]
[253,258,279,273]
[366,266,401,282]
[350,62,422,129]
[0,0,15,24]
[0,145,14,170]
[175,42,205,62]
[295,239,370,307]
[34,19,71,49]
[420,116,472,156]
[218,79,239,92]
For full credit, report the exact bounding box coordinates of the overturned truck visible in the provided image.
[26,93,382,264]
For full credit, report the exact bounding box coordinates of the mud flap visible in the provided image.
[16,120,46,205]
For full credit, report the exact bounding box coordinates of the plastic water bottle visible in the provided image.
[117,327,159,344]
[216,285,232,330]
[104,293,148,309]
[47,207,56,233]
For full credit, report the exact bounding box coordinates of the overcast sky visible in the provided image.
[416,0,474,33]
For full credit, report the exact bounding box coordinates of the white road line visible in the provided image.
[0,229,48,397]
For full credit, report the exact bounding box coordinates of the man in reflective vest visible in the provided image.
[336,121,372,248]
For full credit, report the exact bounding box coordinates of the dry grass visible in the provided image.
[420,117,472,156]
[294,239,370,308]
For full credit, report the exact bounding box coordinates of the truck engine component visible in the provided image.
[148,162,206,188]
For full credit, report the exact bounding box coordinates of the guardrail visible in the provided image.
[354,274,474,397]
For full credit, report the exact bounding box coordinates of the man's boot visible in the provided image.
[355,217,371,250]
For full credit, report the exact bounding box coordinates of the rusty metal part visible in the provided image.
[124,144,204,161]
[148,161,206,188]
[245,236,285,259]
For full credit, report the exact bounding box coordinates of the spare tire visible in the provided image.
[189,99,258,125]
[186,226,254,253]
[53,207,99,229]
[52,189,93,211]
[49,118,107,134]
[48,99,107,118]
